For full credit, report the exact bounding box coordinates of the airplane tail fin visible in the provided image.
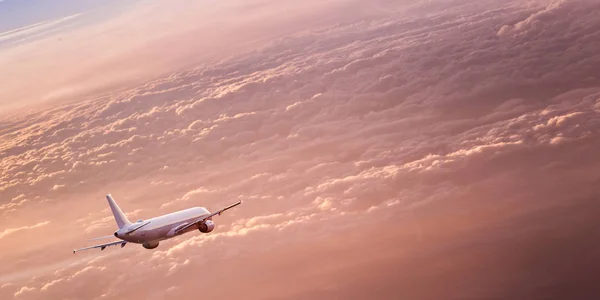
[106,194,131,229]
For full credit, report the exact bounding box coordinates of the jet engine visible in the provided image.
[142,241,159,249]
[199,220,215,233]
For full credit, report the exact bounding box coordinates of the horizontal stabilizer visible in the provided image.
[124,221,151,235]
[88,235,115,241]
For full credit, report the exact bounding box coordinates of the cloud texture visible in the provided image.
[2,0,600,299]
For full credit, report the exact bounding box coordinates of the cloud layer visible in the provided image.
[2,0,600,299]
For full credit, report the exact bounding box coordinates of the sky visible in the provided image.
[0,0,129,29]
[2,0,600,299]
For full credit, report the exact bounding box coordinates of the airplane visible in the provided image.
[73,194,242,253]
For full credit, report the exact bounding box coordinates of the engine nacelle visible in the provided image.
[199,220,215,233]
[142,241,159,249]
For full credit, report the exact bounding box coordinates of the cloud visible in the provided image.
[0,221,50,239]
[14,286,34,298]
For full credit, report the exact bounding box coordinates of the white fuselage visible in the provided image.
[115,207,210,244]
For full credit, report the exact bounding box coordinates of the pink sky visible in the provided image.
[2,0,600,299]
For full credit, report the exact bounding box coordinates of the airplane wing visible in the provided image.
[175,200,242,234]
[73,240,127,254]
